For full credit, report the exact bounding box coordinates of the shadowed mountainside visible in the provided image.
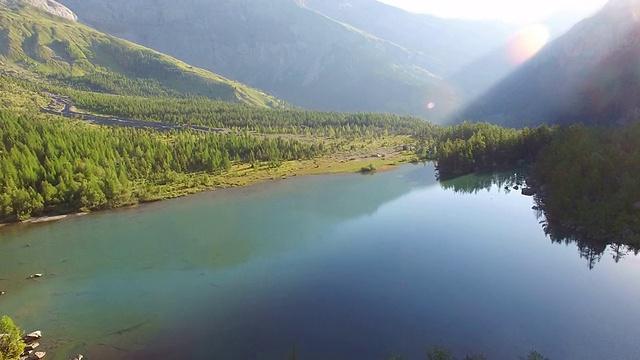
[56,0,523,122]
[460,0,640,127]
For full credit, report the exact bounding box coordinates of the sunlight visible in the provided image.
[377,0,607,23]
[632,1,640,21]
[506,25,550,64]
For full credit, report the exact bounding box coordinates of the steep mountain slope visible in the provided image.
[303,1,597,114]
[57,0,522,121]
[301,0,516,77]
[446,9,601,111]
[0,3,281,106]
[461,0,638,127]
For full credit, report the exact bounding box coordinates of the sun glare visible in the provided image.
[378,0,607,24]
[506,25,550,64]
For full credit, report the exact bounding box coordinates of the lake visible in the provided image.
[1,164,639,360]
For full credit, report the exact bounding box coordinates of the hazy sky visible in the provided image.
[377,0,609,23]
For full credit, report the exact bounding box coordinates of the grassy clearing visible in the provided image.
[134,145,418,202]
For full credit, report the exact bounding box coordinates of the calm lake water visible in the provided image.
[1,164,639,360]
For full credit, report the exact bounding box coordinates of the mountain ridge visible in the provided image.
[0,3,282,107]
[56,0,525,122]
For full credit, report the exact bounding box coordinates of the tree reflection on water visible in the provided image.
[439,169,639,269]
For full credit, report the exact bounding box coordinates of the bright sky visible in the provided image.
[377,0,609,23]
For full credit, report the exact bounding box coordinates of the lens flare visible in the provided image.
[633,2,640,21]
[506,24,550,64]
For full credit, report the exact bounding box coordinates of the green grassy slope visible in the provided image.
[0,4,282,107]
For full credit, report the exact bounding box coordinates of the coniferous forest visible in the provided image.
[0,110,324,222]
[0,75,435,224]
[4,74,640,262]
[426,121,640,266]
[3,3,640,360]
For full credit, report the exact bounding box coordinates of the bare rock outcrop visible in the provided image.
[0,0,77,21]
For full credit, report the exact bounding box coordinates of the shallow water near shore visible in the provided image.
[1,164,639,360]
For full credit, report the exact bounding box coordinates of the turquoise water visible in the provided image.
[0,164,638,360]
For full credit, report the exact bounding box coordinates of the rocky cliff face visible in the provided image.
[461,0,640,127]
[57,0,521,121]
[0,0,76,20]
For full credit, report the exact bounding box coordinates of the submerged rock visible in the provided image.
[521,187,536,196]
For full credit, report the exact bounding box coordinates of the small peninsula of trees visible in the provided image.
[429,120,640,268]
[428,121,554,178]
[531,123,640,268]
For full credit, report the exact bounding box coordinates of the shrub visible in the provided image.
[360,163,377,173]
[0,316,24,360]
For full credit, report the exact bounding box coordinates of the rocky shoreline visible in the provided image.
[20,330,45,360]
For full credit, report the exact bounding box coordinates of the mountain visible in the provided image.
[0,0,76,20]
[460,0,639,127]
[300,0,516,77]
[56,0,520,121]
[0,2,281,106]
[445,9,602,113]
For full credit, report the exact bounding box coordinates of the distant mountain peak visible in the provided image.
[0,0,77,21]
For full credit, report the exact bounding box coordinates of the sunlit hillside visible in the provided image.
[0,4,282,106]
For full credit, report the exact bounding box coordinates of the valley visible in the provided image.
[1,1,640,360]
[42,93,232,133]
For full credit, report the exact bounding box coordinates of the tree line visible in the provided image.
[5,73,640,257]
[531,123,640,267]
[425,121,554,178]
[49,88,437,137]
[0,110,323,223]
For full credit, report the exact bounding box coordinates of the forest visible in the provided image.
[49,87,436,137]
[531,123,640,268]
[429,120,640,268]
[3,71,640,264]
[0,73,439,224]
[427,121,555,178]
[0,79,434,222]
[0,110,323,222]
